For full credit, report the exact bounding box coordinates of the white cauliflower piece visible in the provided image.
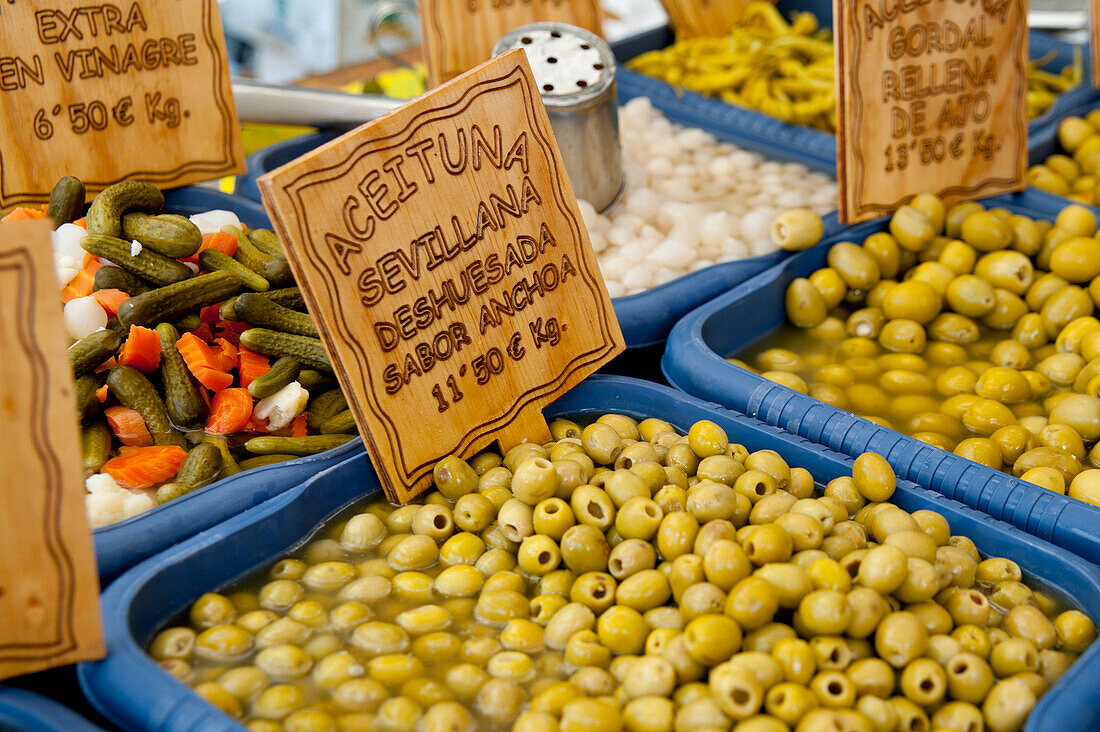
[52,223,88,286]
[189,210,241,235]
[122,490,156,519]
[85,490,126,529]
[84,474,158,528]
[253,381,309,431]
[130,239,142,256]
[86,473,122,493]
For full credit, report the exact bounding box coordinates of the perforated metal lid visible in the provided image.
[493,23,616,107]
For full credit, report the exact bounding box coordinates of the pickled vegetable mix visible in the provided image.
[1,177,360,528]
[148,416,1094,731]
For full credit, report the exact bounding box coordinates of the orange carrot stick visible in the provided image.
[205,387,254,435]
[117,325,161,372]
[104,405,153,447]
[102,445,188,489]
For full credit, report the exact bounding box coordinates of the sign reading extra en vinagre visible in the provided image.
[0,0,243,210]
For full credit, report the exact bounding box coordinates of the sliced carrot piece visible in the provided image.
[91,288,131,317]
[102,445,188,490]
[272,413,309,437]
[238,347,270,389]
[95,384,109,403]
[187,232,238,263]
[72,217,87,229]
[205,387,253,435]
[104,405,153,447]
[177,332,233,391]
[2,207,48,222]
[242,413,270,434]
[60,255,103,303]
[118,325,162,373]
[212,338,238,372]
[195,365,234,392]
[93,356,118,374]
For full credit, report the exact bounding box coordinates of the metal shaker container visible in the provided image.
[494,23,625,213]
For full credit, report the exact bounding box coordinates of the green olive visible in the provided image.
[961,211,1014,251]
[828,242,881,291]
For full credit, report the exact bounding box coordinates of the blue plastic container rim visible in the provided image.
[92,186,363,582]
[662,186,1100,564]
[1028,88,1100,174]
[0,686,105,732]
[79,375,1100,731]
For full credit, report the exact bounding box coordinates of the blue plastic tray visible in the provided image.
[612,2,1097,175]
[0,686,105,732]
[1030,92,1100,170]
[91,186,362,581]
[234,131,340,205]
[663,187,1100,564]
[77,374,1100,731]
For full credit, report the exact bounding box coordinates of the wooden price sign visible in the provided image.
[0,0,243,210]
[417,0,603,86]
[1092,0,1100,86]
[658,0,764,39]
[258,50,624,503]
[0,220,104,680]
[835,0,1028,223]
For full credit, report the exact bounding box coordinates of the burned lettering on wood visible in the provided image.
[835,0,1027,222]
[259,51,623,503]
[417,0,603,86]
[0,0,243,210]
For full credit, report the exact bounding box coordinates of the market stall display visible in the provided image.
[0,184,361,580]
[662,189,1100,564]
[612,2,1095,174]
[77,378,1100,732]
[629,3,1079,134]
[6,0,1100,726]
[232,99,836,358]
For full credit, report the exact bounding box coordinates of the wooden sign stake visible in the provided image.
[0,220,104,680]
[658,0,766,39]
[259,50,624,503]
[417,0,603,86]
[0,0,243,210]
[1092,0,1100,87]
[834,0,1028,222]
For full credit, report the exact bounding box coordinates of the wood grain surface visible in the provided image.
[0,0,243,211]
[0,219,104,680]
[835,0,1028,222]
[658,0,764,38]
[417,0,603,86]
[259,50,623,503]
